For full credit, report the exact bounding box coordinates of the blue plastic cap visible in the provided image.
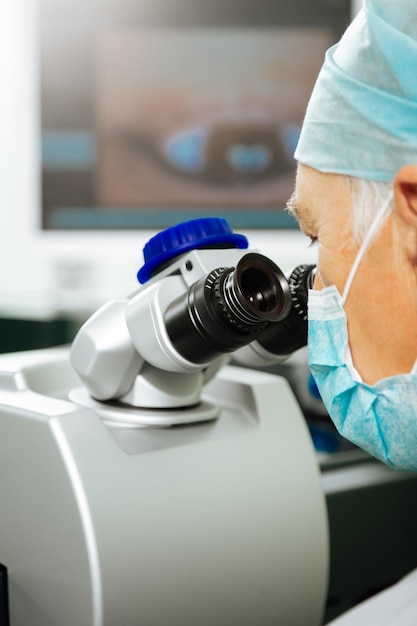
[137,217,249,284]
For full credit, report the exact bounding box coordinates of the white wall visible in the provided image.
[0,0,46,293]
[0,0,156,309]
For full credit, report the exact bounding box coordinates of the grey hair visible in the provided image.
[347,176,394,243]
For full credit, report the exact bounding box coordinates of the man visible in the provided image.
[288,0,417,471]
[288,1,417,622]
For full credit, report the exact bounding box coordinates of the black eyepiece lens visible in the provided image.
[235,253,290,321]
[240,267,279,314]
[165,252,292,363]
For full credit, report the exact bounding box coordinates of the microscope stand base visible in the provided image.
[69,385,220,427]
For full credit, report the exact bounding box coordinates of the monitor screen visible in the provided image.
[40,0,351,232]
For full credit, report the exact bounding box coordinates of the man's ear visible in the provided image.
[393,164,417,227]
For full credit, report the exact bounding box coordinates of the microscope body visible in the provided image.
[70,245,296,425]
[0,349,328,626]
[0,219,328,625]
[70,248,239,420]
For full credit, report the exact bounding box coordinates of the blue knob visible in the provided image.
[137,217,248,284]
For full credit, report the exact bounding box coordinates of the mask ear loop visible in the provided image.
[341,191,394,306]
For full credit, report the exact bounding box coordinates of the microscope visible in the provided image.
[70,217,314,426]
[0,218,328,626]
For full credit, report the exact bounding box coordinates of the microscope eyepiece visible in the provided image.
[218,253,291,327]
[165,253,291,364]
[256,263,316,356]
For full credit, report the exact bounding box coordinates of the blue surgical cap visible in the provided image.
[294,0,417,182]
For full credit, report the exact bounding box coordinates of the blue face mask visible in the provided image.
[308,194,417,471]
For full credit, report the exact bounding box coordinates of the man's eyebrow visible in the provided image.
[285,192,316,236]
[285,192,301,219]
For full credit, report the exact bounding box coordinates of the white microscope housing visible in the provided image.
[0,218,328,626]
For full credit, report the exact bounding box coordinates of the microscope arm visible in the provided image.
[70,272,224,406]
[70,299,143,401]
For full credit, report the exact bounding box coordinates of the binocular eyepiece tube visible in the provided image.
[221,253,289,324]
[256,263,316,357]
[165,253,314,365]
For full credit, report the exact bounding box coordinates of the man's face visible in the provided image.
[290,163,417,385]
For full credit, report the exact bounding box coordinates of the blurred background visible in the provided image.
[0,0,358,352]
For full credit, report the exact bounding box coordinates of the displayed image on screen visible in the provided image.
[40,0,350,231]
